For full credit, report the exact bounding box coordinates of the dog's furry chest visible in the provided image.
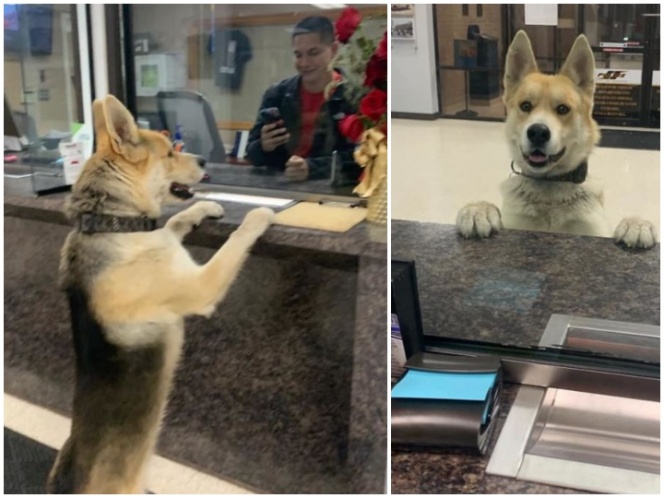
[60,230,184,424]
[500,176,607,235]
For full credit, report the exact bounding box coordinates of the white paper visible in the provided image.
[525,4,558,26]
[4,136,22,152]
[59,141,85,185]
[237,130,249,159]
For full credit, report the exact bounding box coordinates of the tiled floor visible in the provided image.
[391,119,660,233]
[4,394,253,494]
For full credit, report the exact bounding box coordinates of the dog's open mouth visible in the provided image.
[523,147,566,168]
[170,182,195,200]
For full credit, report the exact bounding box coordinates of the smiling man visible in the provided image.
[246,16,362,183]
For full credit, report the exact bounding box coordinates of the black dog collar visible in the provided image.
[510,161,588,184]
[77,213,158,234]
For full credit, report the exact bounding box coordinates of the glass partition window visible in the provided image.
[434,4,660,127]
[4,4,90,195]
[435,3,505,120]
[128,4,387,196]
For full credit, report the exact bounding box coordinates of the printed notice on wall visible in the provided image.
[59,141,86,185]
[525,4,558,26]
[593,69,641,119]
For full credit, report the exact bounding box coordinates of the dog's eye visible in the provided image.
[556,104,570,115]
[167,151,174,158]
[520,101,532,112]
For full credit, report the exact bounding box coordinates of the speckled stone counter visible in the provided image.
[390,220,659,493]
[4,185,387,493]
[392,220,659,346]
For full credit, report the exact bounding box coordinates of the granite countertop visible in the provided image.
[391,220,659,347]
[390,220,658,493]
[4,180,386,260]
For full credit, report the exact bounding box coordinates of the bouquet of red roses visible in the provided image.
[328,7,388,143]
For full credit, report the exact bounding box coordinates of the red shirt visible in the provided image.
[293,71,341,158]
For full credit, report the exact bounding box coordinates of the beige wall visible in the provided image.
[4,4,79,137]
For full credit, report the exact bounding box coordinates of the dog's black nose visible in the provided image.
[196,156,206,168]
[527,124,551,147]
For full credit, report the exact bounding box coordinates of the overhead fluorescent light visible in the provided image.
[195,191,294,208]
[312,4,347,10]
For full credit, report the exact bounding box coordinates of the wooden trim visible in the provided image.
[191,6,387,31]
[217,120,254,131]
[391,112,439,121]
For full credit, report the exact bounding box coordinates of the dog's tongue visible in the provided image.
[528,151,548,164]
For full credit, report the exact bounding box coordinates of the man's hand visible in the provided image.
[285,155,309,182]
[261,121,290,152]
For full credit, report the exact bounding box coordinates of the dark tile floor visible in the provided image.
[4,428,56,494]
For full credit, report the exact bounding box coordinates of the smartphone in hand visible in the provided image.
[259,107,282,125]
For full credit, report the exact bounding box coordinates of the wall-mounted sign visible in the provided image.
[594,69,641,119]
[595,69,642,85]
[391,17,415,41]
[391,4,414,17]
[599,42,643,49]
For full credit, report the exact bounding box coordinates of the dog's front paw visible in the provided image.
[614,217,658,249]
[456,202,502,238]
[194,200,224,220]
[241,207,275,235]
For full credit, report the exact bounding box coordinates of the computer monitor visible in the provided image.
[4,95,27,152]
[391,259,425,359]
[4,96,21,139]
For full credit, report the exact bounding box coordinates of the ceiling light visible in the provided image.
[312,4,347,10]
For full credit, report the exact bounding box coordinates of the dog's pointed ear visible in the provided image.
[560,34,595,98]
[92,99,109,148]
[504,30,538,100]
[102,95,139,154]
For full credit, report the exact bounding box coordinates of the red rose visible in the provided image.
[364,53,388,88]
[360,89,387,122]
[339,114,364,142]
[335,7,361,44]
[376,31,387,60]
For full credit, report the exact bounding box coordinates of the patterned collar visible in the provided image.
[76,213,158,234]
[510,161,588,184]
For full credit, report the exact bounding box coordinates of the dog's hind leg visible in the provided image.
[165,201,225,240]
[46,437,75,493]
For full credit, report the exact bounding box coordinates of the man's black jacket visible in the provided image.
[246,73,363,183]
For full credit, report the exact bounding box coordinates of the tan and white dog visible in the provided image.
[456,30,656,249]
[47,95,274,493]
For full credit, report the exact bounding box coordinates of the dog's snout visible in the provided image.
[196,156,206,168]
[527,124,551,147]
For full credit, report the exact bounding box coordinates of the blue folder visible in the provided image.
[391,369,497,401]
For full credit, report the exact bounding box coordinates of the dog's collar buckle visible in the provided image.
[77,213,158,234]
[510,161,588,184]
